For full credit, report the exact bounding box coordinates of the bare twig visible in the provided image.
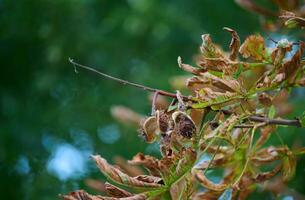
[69,58,190,101]
[248,116,301,127]
[69,59,302,128]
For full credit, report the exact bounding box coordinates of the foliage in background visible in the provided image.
[62,1,305,200]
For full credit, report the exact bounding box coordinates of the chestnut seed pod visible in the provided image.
[172,111,196,138]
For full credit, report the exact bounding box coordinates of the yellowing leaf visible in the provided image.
[239,35,267,61]
[201,34,224,58]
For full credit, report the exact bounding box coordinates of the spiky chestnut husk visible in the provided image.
[172,111,196,138]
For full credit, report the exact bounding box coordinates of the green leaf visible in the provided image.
[218,188,233,200]
[268,105,276,119]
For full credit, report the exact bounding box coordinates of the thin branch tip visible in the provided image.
[69,58,79,73]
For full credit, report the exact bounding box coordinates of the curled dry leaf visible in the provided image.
[92,155,162,188]
[105,182,132,198]
[270,38,293,68]
[177,56,205,75]
[224,27,240,61]
[252,164,282,182]
[280,11,305,28]
[134,175,163,184]
[193,169,228,192]
[128,153,162,176]
[62,190,148,200]
[251,147,280,164]
[255,125,275,148]
[281,41,305,84]
[60,190,102,200]
[113,156,143,176]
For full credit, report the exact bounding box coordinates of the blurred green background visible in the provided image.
[1,0,305,199]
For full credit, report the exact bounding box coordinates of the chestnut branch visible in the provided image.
[69,59,302,128]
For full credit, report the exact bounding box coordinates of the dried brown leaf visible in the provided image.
[105,182,132,198]
[60,190,103,200]
[193,169,228,192]
[239,35,267,61]
[280,11,305,27]
[198,57,229,69]
[224,27,240,61]
[281,41,305,84]
[252,164,282,182]
[178,56,206,75]
[92,155,162,188]
[113,156,143,177]
[255,125,275,148]
[128,153,162,176]
[258,93,273,107]
[61,190,148,200]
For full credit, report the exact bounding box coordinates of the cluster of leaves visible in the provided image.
[62,4,305,200]
[235,0,305,30]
